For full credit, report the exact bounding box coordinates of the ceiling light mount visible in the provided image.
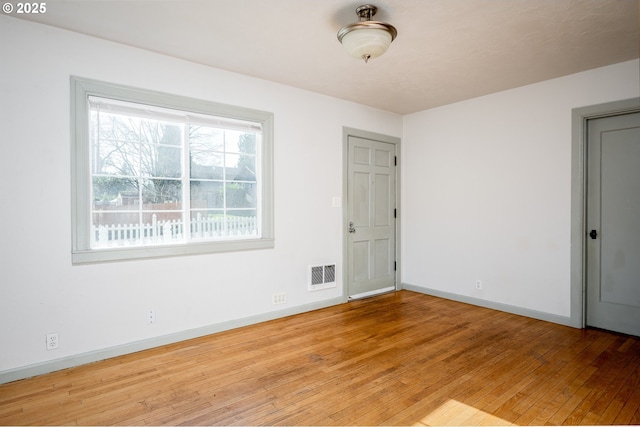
[355,4,378,21]
[337,4,398,63]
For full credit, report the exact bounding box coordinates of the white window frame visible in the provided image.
[71,76,274,264]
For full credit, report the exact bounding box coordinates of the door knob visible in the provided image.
[589,229,598,239]
[348,221,356,233]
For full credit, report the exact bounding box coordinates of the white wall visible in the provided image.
[402,59,640,320]
[0,17,402,378]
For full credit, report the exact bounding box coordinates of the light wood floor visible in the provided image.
[1,290,639,426]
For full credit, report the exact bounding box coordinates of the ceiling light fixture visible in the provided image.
[337,4,398,63]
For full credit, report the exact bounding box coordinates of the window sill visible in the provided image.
[71,238,274,264]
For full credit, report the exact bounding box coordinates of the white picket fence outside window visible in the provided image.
[91,213,257,248]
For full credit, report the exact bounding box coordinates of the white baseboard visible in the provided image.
[0,296,346,385]
[402,283,574,327]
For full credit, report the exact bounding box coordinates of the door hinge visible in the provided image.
[394,208,397,218]
[394,261,397,271]
[394,156,397,166]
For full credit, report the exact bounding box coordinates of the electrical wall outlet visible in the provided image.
[46,332,59,350]
[272,292,287,305]
[475,280,482,290]
[147,309,155,324]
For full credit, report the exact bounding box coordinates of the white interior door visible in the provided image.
[347,136,396,299]
[586,111,640,336]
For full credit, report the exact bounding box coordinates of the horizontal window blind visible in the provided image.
[88,96,263,134]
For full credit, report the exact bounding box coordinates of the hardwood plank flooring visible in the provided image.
[1,290,639,426]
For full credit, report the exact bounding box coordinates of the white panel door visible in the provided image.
[586,111,640,336]
[347,136,396,298]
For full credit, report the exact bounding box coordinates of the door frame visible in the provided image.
[570,98,640,328]
[342,127,401,300]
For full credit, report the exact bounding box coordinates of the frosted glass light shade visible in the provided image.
[341,28,393,61]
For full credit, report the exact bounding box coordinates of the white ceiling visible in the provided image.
[13,0,640,114]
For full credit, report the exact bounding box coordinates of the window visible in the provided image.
[71,77,274,264]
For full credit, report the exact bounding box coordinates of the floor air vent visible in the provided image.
[309,264,337,291]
